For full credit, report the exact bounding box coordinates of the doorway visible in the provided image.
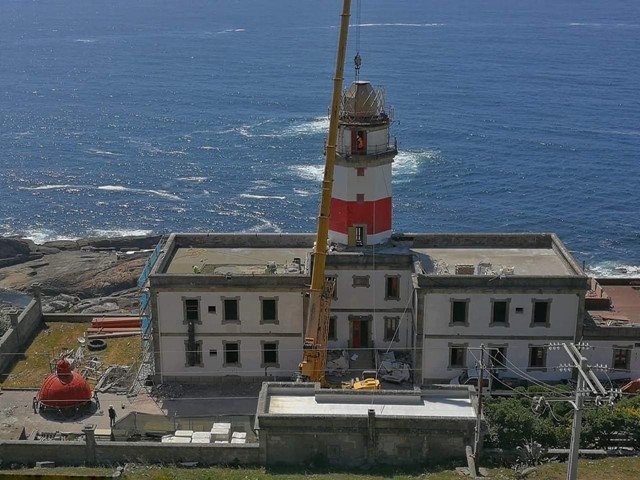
[351,317,370,349]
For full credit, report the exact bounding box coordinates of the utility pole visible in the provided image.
[548,342,610,480]
[473,344,486,462]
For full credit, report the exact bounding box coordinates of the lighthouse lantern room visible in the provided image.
[329,80,397,247]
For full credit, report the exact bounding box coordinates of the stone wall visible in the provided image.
[0,440,259,467]
[0,285,42,375]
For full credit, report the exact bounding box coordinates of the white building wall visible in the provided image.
[332,164,392,202]
[424,293,580,337]
[421,292,581,383]
[326,268,414,350]
[583,340,640,382]
[156,290,304,379]
[422,338,571,383]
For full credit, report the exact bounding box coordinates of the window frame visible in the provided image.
[184,339,203,367]
[448,343,468,369]
[612,345,632,371]
[383,316,400,342]
[528,345,547,371]
[352,275,370,288]
[261,340,280,368]
[182,296,202,325]
[384,274,401,301]
[223,340,241,367]
[221,296,240,324]
[488,344,508,370]
[530,299,552,327]
[490,298,510,327]
[328,315,337,341]
[259,296,279,324]
[450,298,470,326]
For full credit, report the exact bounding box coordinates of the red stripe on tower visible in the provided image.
[329,197,392,235]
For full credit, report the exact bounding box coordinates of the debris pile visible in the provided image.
[95,365,131,393]
[377,351,411,384]
[326,350,350,377]
[151,383,184,399]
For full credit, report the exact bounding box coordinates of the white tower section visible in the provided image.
[329,81,397,246]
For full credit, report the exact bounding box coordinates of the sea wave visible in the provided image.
[21,229,80,244]
[290,164,324,182]
[97,185,183,200]
[238,117,328,138]
[356,23,444,28]
[240,194,287,200]
[586,262,640,279]
[177,176,208,182]
[88,148,121,157]
[90,228,155,238]
[22,184,73,191]
[393,149,441,181]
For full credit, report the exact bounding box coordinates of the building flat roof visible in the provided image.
[165,247,311,275]
[266,393,476,418]
[412,247,573,276]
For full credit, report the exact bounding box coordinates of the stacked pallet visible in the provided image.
[87,317,141,340]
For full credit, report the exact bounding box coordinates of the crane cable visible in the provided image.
[354,0,362,81]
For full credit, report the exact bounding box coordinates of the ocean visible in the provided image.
[0,0,638,277]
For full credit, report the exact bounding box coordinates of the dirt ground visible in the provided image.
[0,381,262,440]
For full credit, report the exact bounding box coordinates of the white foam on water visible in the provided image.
[393,149,441,181]
[240,194,287,200]
[97,185,183,201]
[586,262,640,278]
[90,228,154,238]
[199,146,218,150]
[290,164,324,182]
[88,148,121,157]
[22,229,80,244]
[177,177,208,182]
[281,117,329,137]
[294,188,312,197]
[21,184,74,191]
[75,38,96,43]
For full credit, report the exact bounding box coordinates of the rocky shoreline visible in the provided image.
[0,235,161,335]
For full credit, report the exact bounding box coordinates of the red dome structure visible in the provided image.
[36,359,93,408]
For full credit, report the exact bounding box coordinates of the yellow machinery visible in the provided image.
[298,0,380,391]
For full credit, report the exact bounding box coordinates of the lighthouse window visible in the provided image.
[357,167,365,176]
[356,193,365,203]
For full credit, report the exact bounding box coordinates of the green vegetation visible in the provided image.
[484,386,640,451]
[0,322,141,388]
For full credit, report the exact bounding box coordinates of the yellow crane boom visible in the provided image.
[298,0,351,385]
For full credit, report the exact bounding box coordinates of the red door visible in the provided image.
[352,320,361,348]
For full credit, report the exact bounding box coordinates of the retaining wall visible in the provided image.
[0,440,259,467]
[0,295,42,375]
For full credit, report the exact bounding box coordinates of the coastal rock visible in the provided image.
[82,302,119,314]
[0,239,30,260]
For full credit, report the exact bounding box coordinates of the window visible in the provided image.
[384,316,400,342]
[208,305,216,314]
[355,226,365,247]
[515,307,524,314]
[209,349,217,357]
[613,347,631,371]
[260,297,278,324]
[357,167,365,177]
[489,346,507,370]
[185,340,202,367]
[326,275,338,299]
[183,297,201,324]
[352,275,370,288]
[449,345,466,368]
[532,300,551,326]
[223,342,240,366]
[261,342,279,367]
[356,193,365,203]
[328,316,337,341]
[385,275,400,300]
[529,346,546,369]
[491,300,509,325]
[451,300,469,325]
[222,297,239,323]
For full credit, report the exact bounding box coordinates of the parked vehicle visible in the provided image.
[449,369,528,390]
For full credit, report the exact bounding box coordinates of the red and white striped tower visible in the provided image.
[329,81,397,246]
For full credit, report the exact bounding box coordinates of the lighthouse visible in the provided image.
[328,80,398,246]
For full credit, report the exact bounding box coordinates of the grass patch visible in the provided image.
[2,458,640,479]
[0,322,141,388]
